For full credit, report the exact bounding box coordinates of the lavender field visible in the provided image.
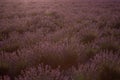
[0,0,120,80]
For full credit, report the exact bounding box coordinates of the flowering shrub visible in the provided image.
[16,64,69,80]
[72,52,120,80]
[97,36,120,53]
[77,26,100,44]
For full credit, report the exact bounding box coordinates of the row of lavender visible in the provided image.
[0,0,120,80]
